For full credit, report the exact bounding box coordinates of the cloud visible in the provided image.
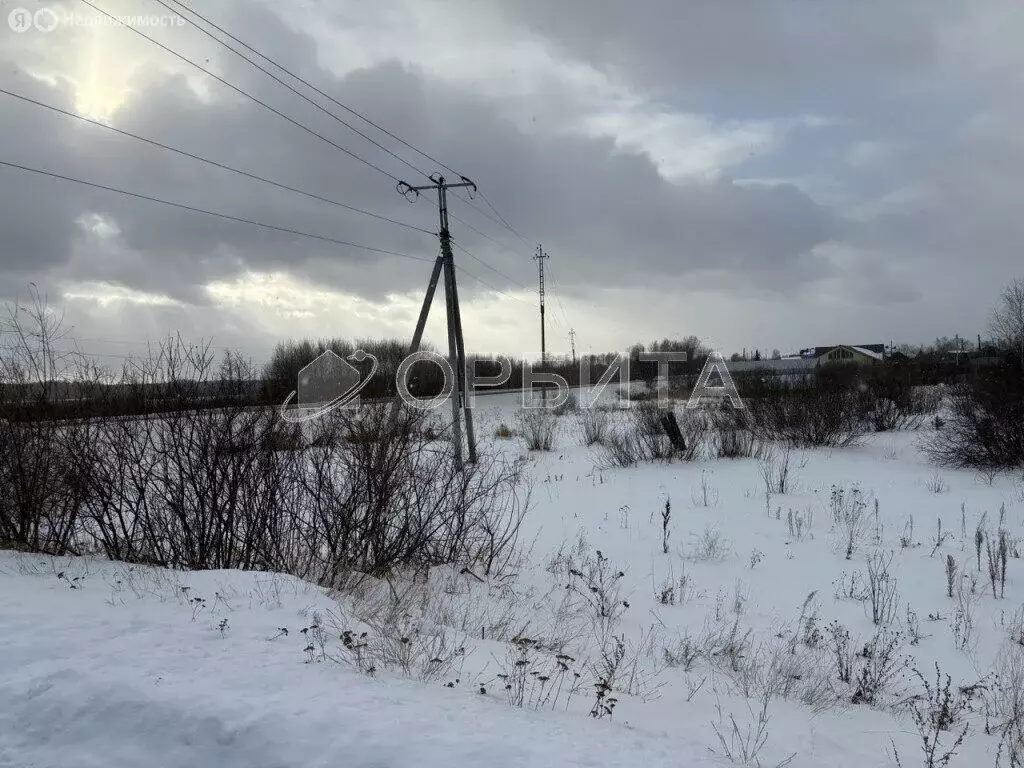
[0,0,1021,361]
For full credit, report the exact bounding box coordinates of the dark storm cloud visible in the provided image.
[0,0,840,309]
[475,0,970,115]
[0,0,1021,354]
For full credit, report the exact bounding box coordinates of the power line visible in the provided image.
[78,0,403,183]
[450,243,530,300]
[139,1,553,299]
[0,88,434,236]
[153,0,433,182]
[0,159,434,262]
[449,232,528,289]
[161,0,459,180]
[0,162,526,311]
[545,262,573,330]
[137,0,544,294]
[476,189,533,248]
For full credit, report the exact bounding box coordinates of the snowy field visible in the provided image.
[2,391,1023,768]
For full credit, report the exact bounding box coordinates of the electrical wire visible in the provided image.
[450,240,528,291]
[151,0,433,182]
[143,0,549,293]
[0,88,434,236]
[161,0,457,179]
[0,159,434,262]
[78,0,404,183]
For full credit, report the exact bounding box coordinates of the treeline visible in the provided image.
[260,334,712,404]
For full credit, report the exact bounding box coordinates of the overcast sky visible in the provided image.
[0,0,1021,366]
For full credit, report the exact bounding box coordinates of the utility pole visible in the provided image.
[397,174,477,468]
[534,244,549,403]
[569,328,577,366]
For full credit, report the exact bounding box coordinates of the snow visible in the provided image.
[851,347,885,362]
[2,394,1023,768]
[0,559,704,768]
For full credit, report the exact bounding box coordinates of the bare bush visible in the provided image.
[708,689,797,768]
[830,485,871,560]
[893,664,971,768]
[990,648,1024,768]
[335,611,467,683]
[747,374,867,448]
[565,546,629,648]
[598,403,706,467]
[552,391,579,416]
[0,287,91,554]
[758,445,800,495]
[691,470,719,508]
[576,407,610,446]
[495,636,583,710]
[1,326,530,589]
[865,551,901,626]
[920,370,1024,470]
[517,407,558,451]
[828,622,907,705]
[688,525,732,562]
[708,406,762,459]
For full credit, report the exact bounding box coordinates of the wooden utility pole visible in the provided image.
[534,244,549,403]
[569,328,577,366]
[397,174,477,467]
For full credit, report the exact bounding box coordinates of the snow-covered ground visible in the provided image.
[2,394,1023,768]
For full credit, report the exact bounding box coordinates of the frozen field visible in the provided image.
[2,393,1022,768]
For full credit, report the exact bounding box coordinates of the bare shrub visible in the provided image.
[925,472,950,494]
[565,546,629,648]
[1007,607,1024,648]
[862,376,937,433]
[688,525,732,562]
[758,444,800,495]
[920,369,1024,470]
[598,403,706,467]
[708,689,797,768]
[985,530,1010,599]
[951,584,980,653]
[0,287,92,554]
[517,407,557,451]
[892,664,971,768]
[576,407,610,446]
[335,611,467,683]
[708,405,762,459]
[865,551,901,626]
[830,485,871,560]
[786,507,813,541]
[828,622,907,705]
[497,637,582,710]
[599,429,641,467]
[747,372,866,448]
[553,391,579,416]
[691,470,719,508]
[989,648,1024,768]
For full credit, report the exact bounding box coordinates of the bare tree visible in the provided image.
[989,278,1024,372]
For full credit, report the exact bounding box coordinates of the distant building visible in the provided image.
[728,344,884,375]
[812,344,885,366]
